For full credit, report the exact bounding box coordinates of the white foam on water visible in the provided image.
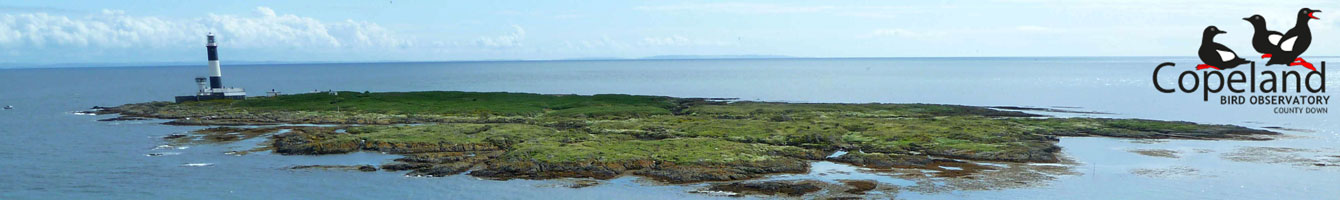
[146,152,182,157]
[826,151,848,158]
[973,162,1010,168]
[688,190,738,196]
[182,163,214,167]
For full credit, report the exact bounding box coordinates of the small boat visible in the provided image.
[3,105,12,109]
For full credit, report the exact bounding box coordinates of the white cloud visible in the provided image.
[635,3,836,14]
[475,25,525,48]
[635,3,941,19]
[559,35,734,52]
[564,36,629,50]
[639,35,732,46]
[329,19,413,48]
[1014,25,1053,32]
[0,11,196,48]
[255,6,276,17]
[865,25,1078,39]
[641,35,691,46]
[837,12,898,19]
[864,28,945,39]
[0,7,412,49]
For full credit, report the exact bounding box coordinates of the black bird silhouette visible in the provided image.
[1243,15,1284,59]
[1197,26,1249,70]
[1267,8,1321,71]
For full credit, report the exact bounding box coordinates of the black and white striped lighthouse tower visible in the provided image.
[175,33,246,103]
[206,32,223,89]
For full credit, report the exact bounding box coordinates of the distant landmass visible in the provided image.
[637,54,795,60]
[557,55,795,61]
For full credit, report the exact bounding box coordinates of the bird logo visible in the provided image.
[1196,26,1249,70]
[1243,8,1321,71]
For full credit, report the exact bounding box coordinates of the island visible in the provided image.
[93,91,1279,196]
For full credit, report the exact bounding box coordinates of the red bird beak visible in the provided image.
[1310,11,1321,19]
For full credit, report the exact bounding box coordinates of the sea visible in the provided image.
[0,57,1336,199]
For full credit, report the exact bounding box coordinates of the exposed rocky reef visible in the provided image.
[705,180,824,196]
[1222,147,1340,168]
[1128,149,1180,159]
[289,165,378,172]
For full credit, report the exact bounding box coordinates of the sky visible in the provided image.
[0,0,1336,66]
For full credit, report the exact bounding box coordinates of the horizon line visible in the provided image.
[7,55,1340,70]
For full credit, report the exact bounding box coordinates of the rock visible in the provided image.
[828,152,995,177]
[1129,166,1199,178]
[396,151,502,163]
[289,165,329,169]
[641,159,809,184]
[380,162,433,171]
[463,157,810,184]
[1128,149,1180,158]
[163,134,188,139]
[568,180,599,188]
[76,107,117,115]
[706,180,822,196]
[1262,126,1316,133]
[361,141,500,154]
[97,116,150,121]
[838,180,877,194]
[469,160,624,180]
[270,127,361,155]
[828,152,932,168]
[923,141,1061,163]
[406,163,473,177]
[289,165,378,172]
[634,166,751,183]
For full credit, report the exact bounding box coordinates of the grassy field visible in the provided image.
[229,91,680,117]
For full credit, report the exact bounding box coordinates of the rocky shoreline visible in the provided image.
[90,91,1284,198]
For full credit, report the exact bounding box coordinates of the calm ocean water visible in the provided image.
[0,58,1336,199]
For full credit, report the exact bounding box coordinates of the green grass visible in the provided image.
[341,123,577,146]
[545,105,673,118]
[685,102,1038,118]
[503,137,811,164]
[234,91,678,117]
[586,115,1043,154]
[337,123,815,164]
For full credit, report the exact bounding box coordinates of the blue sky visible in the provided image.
[0,0,1335,66]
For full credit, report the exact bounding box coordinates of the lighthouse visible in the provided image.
[176,33,246,103]
[207,33,223,89]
